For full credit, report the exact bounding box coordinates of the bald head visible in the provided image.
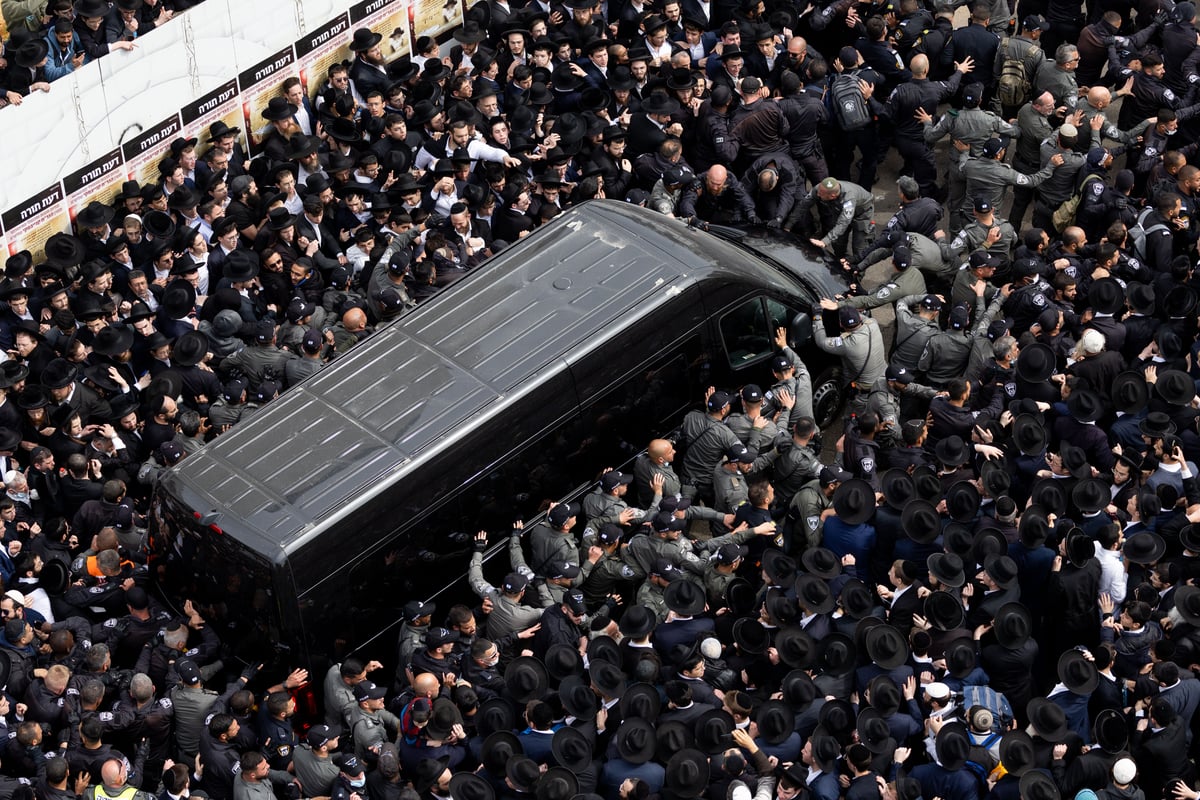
[708,164,728,185]
[101,759,124,787]
[648,439,673,461]
[1087,86,1111,109]
[414,672,440,699]
[909,53,929,78]
[342,308,367,332]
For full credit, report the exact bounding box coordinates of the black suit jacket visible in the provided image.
[626,113,668,159]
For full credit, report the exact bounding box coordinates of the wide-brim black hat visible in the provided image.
[536,768,578,800]
[1072,477,1108,515]
[801,547,842,579]
[934,434,970,468]
[171,330,208,367]
[839,579,876,620]
[935,723,971,771]
[1019,770,1061,800]
[868,675,901,716]
[557,675,596,721]
[505,656,549,703]
[1018,505,1050,547]
[545,642,582,682]
[1157,369,1195,407]
[946,641,977,679]
[1066,528,1096,569]
[775,625,815,668]
[39,560,69,596]
[817,632,855,674]
[1029,479,1067,518]
[44,232,86,267]
[450,774,495,800]
[927,552,965,588]
[1067,388,1105,422]
[1111,371,1149,413]
[974,528,1009,566]
[664,749,709,798]
[795,573,836,615]
[40,358,78,390]
[1094,708,1129,754]
[0,427,20,454]
[880,468,914,507]
[82,364,121,394]
[755,699,794,746]
[92,323,136,357]
[1177,585,1200,626]
[864,624,908,669]
[655,720,695,761]
[924,590,965,632]
[946,481,981,523]
[782,669,817,708]
[552,725,593,773]
[586,634,620,666]
[1123,531,1166,565]
[856,707,894,754]
[1027,698,1069,739]
[1139,411,1177,438]
[1017,343,1055,382]
[998,731,1035,776]
[159,280,197,319]
[641,93,681,116]
[724,578,756,616]
[618,605,656,639]
[732,616,770,655]
[832,478,875,525]
[1013,413,1047,456]
[1089,277,1126,315]
[588,659,625,698]
[900,498,940,543]
[664,579,706,616]
[911,466,943,501]
[619,682,661,721]
[505,757,541,794]
[425,696,465,740]
[477,698,517,737]
[693,709,734,755]
[762,549,798,585]
[1057,649,1099,695]
[818,699,856,741]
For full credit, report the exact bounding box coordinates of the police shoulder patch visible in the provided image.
[1146,146,1158,157]
[1091,181,1104,195]
[99,712,114,722]
[102,618,117,628]
[620,564,636,578]
[860,457,875,473]
[877,286,893,299]
[159,697,173,709]
[842,200,854,213]
[807,516,820,531]
[1032,293,1047,306]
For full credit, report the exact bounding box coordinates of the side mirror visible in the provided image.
[790,312,813,349]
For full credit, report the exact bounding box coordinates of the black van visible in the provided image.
[150,200,850,674]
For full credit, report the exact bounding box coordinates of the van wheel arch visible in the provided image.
[812,366,844,430]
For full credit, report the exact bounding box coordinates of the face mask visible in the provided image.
[349,779,366,788]
[1167,128,1178,136]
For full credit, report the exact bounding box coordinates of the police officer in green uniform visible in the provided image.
[636,558,682,623]
[762,327,812,422]
[713,445,754,514]
[727,385,785,447]
[786,466,851,554]
[840,245,928,310]
[580,524,639,605]
[703,543,747,608]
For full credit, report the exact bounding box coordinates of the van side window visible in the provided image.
[766,298,800,332]
[720,298,773,366]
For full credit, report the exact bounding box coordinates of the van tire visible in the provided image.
[812,367,843,430]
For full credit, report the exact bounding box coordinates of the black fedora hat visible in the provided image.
[557,676,596,721]
[998,731,1035,776]
[732,617,769,655]
[1156,369,1195,406]
[983,554,1018,588]
[350,27,383,51]
[911,466,943,501]
[1176,585,1200,625]
[640,93,681,116]
[1060,443,1092,479]
[505,757,541,793]
[935,435,970,468]
[775,625,815,668]
[171,330,208,367]
[781,669,817,708]
[477,699,517,736]
[76,200,114,229]
[1072,477,1109,514]
[0,428,20,453]
[664,580,705,616]
[1067,389,1105,423]
[809,733,842,771]
[586,634,620,666]
[839,579,876,620]
[0,360,29,389]
[619,682,660,721]
[536,768,578,800]
[664,749,709,798]
[655,720,695,760]
[1027,697,1069,739]
[44,232,86,267]
[864,624,908,670]
[545,643,582,682]
[82,365,121,394]
[817,632,855,674]
[794,574,835,615]
[159,280,197,319]
[980,459,1011,498]
[1112,371,1149,413]
[1089,277,1126,315]
[453,19,489,42]
[935,723,971,771]
[1066,528,1095,568]
[693,709,734,754]
[425,697,464,740]
[1013,413,1047,456]
[946,641,977,679]
[1018,506,1050,547]
[724,578,756,616]
[40,358,78,390]
[868,675,902,716]
[74,0,107,16]
[262,96,299,122]
[856,708,895,754]
[801,547,842,579]
[39,560,68,596]
[1123,531,1166,565]
[92,324,135,357]
[224,250,259,283]
[505,656,549,703]
[1139,411,1177,438]
[551,726,593,774]
[1017,343,1056,382]
[1165,284,1198,317]
[143,210,176,239]
[1029,479,1067,517]
[817,699,856,740]
[972,529,1008,568]
[1057,649,1099,695]
[588,660,625,698]
[900,499,941,543]
[1183,523,1200,555]
[924,590,965,631]
[943,523,974,558]
[927,552,966,588]
[755,699,794,746]
[832,479,875,525]
[1019,771,1061,800]
[762,549,798,585]
[946,481,981,523]
[881,468,915,507]
[450,774,495,800]
[618,605,656,639]
[1094,708,1129,754]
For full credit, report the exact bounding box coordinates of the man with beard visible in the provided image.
[226,176,263,245]
[349,28,390,98]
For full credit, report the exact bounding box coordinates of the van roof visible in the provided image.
[160,201,763,556]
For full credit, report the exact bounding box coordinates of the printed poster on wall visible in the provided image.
[408,0,461,49]
[2,183,70,264]
[349,0,411,60]
[237,44,299,158]
[120,113,184,193]
[294,12,352,113]
[181,78,243,152]
[62,148,126,231]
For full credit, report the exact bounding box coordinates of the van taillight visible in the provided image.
[293,683,318,719]
[193,511,224,535]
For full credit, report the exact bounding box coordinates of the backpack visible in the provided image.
[830,71,871,131]
[1051,173,1104,232]
[1129,206,1170,262]
[996,38,1040,108]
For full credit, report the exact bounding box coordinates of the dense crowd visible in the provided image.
[0,0,198,106]
[1,2,1200,800]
